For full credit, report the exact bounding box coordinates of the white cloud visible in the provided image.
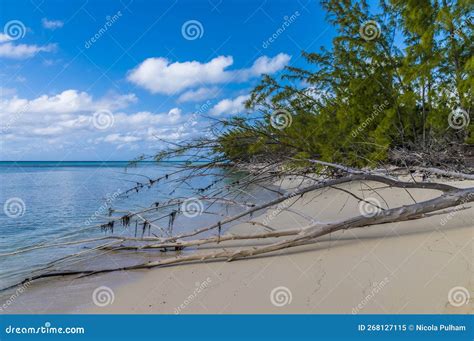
[32,126,64,136]
[210,95,249,116]
[42,18,64,30]
[103,134,141,143]
[127,53,290,95]
[127,56,233,94]
[0,42,57,59]
[116,109,181,126]
[177,87,220,103]
[0,89,199,159]
[0,89,137,114]
[247,54,291,75]
[0,33,11,43]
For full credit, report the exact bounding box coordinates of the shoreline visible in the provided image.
[1,178,473,314]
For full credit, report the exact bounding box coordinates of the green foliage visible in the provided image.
[215,0,472,167]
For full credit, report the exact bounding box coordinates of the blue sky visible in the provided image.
[0,0,336,160]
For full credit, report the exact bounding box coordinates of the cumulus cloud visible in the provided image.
[0,33,11,43]
[42,18,64,30]
[0,89,137,114]
[0,89,200,158]
[32,126,64,136]
[103,134,141,143]
[115,109,182,126]
[210,95,249,116]
[246,53,291,75]
[0,42,57,59]
[177,87,220,103]
[127,56,233,94]
[127,53,290,95]
[0,90,137,139]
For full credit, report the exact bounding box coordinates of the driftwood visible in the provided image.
[2,166,472,291]
[3,173,454,257]
[158,173,456,243]
[92,206,470,252]
[5,185,472,289]
[396,166,474,180]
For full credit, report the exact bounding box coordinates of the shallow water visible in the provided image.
[0,162,274,290]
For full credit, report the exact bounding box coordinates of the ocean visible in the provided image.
[0,161,273,290]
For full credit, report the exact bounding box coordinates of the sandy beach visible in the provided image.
[1,178,472,314]
[1,3,472,341]
[87,178,473,314]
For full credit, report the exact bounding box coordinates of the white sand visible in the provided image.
[82,179,473,314]
[2,178,472,314]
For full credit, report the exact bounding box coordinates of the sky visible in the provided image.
[0,0,337,161]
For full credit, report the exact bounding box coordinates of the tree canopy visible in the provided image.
[214,0,472,168]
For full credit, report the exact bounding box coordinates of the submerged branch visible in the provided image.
[3,171,471,291]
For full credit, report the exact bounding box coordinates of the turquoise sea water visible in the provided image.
[0,162,271,290]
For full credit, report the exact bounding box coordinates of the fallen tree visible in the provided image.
[1,163,472,291]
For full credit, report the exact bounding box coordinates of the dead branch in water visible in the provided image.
[5,185,472,290]
[2,166,472,291]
